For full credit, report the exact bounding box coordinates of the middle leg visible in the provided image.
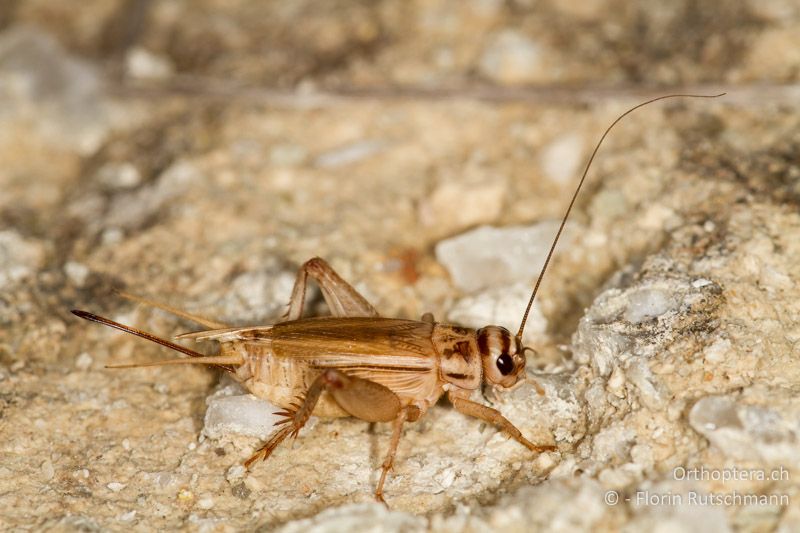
[375,406,418,504]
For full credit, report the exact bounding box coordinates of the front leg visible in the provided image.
[283,257,379,321]
[448,391,556,453]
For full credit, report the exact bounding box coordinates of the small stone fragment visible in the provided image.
[96,162,142,190]
[0,231,46,290]
[314,140,385,168]
[623,288,675,324]
[435,222,569,293]
[689,395,798,463]
[540,132,584,184]
[226,465,246,483]
[64,261,90,287]
[203,382,282,439]
[40,460,55,481]
[75,352,93,370]
[197,496,214,510]
[125,46,174,80]
[478,30,542,85]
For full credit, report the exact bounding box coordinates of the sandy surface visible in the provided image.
[1,2,799,531]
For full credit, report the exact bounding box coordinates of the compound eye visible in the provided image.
[496,353,514,375]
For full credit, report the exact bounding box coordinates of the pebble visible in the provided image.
[0,230,46,290]
[203,391,282,439]
[40,460,55,481]
[314,140,385,168]
[539,132,584,184]
[75,352,93,370]
[478,30,542,85]
[107,482,126,492]
[125,46,174,80]
[64,261,90,287]
[197,497,214,510]
[623,288,675,324]
[96,162,142,190]
[226,465,246,482]
[692,278,713,288]
[435,221,566,293]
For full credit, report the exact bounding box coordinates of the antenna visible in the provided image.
[516,92,726,340]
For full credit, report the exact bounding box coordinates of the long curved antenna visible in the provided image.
[516,92,726,340]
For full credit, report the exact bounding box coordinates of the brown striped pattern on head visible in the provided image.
[477,325,526,388]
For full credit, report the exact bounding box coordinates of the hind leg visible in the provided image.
[244,369,401,468]
[282,257,379,321]
[245,368,413,504]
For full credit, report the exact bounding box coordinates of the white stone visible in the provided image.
[125,47,174,80]
[226,465,246,482]
[40,460,55,481]
[623,288,676,324]
[703,338,731,364]
[314,140,386,168]
[64,261,90,287]
[539,132,584,184]
[197,496,214,510]
[478,30,542,85]
[203,381,282,439]
[690,397,800,464]
[0,230,46,289]
[221,268,295,322]
[107,482,126,492]
[435,221,569,293]
[0,27,109,153]
[276,503,425,533]
[75,352,93,370]
[625,360,665,410]
[269,143,308,167]
[96,162,142,189]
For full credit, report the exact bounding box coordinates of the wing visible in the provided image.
[177,317,436,367]
[268,316,435,366]
[177,316,442,400]
[175,326,266,343]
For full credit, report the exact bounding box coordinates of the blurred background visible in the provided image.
[1,1,799,530]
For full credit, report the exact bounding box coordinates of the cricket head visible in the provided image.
[477,325,527,388]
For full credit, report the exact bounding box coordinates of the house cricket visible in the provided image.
[73,92,723,504]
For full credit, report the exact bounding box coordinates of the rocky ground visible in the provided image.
[1,1,799,531]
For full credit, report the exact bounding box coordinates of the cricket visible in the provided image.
[72,93,723,504]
